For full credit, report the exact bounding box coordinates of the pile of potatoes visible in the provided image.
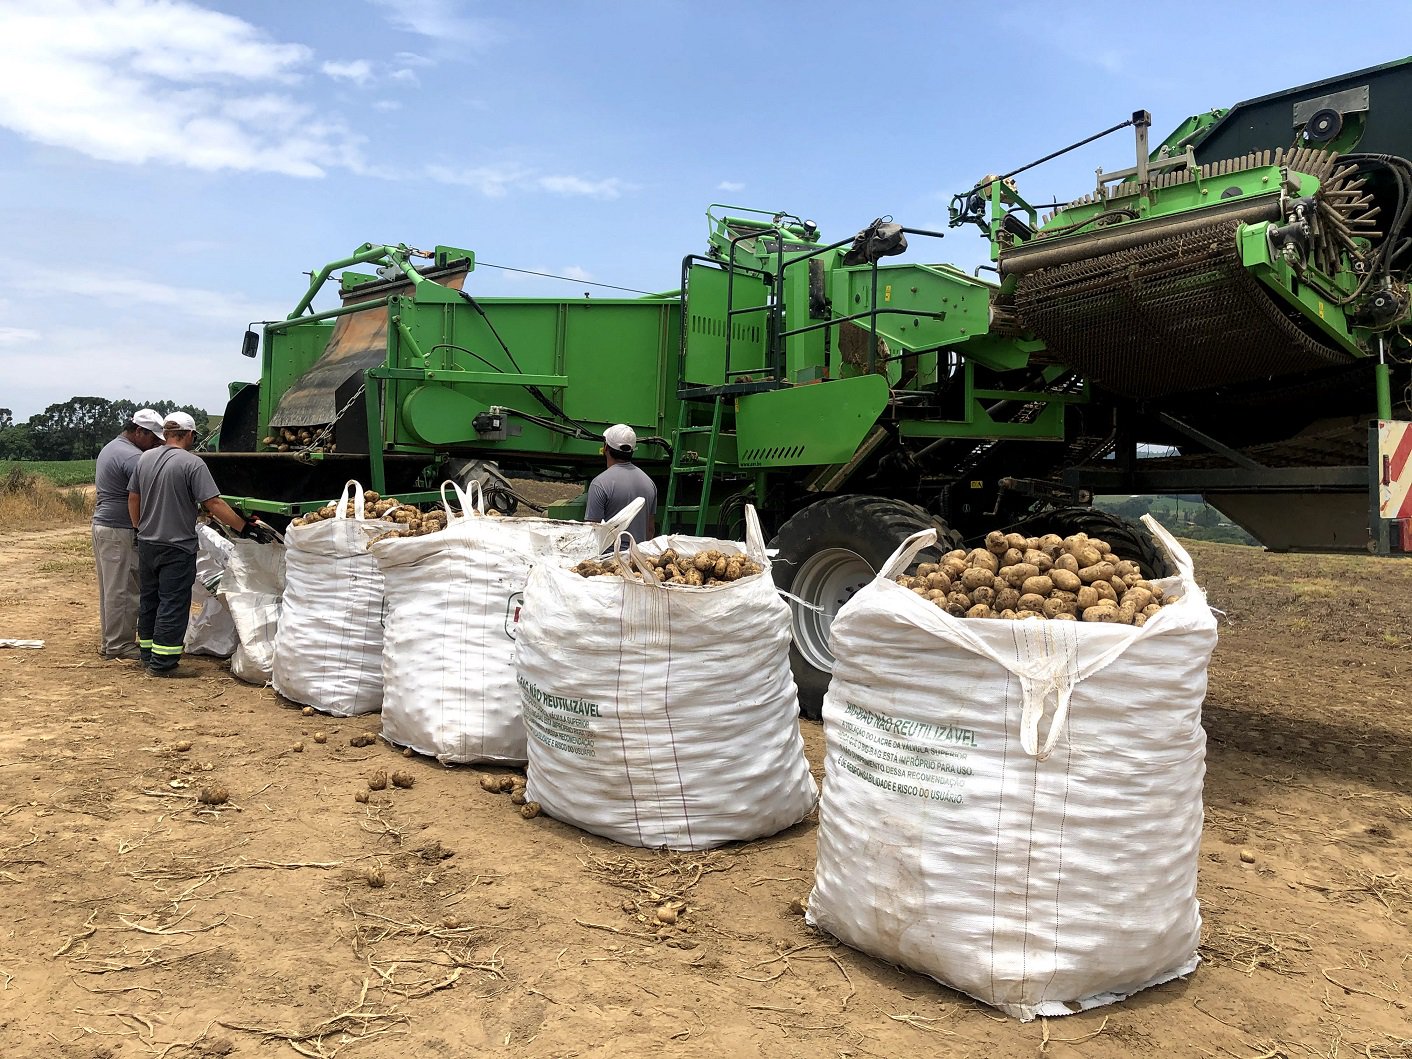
[365,506,453,543]
[896,530,1178,625]
[261,425,335,453]
[291,488,511,538]
[290,489,451,539]
[573,547,763,587]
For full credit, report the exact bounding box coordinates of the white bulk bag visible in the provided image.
[372,483,645,765]
[221,537,287,685]
[514,506,818,850]
[185,524,238,657]
[272,481,400,715]
[806,516,1214,1021]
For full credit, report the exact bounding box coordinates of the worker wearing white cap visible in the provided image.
[585,423,657,543]
[91,407,166,659]
[126,411,264,676]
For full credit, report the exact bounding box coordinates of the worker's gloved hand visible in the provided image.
[240,517,275,542]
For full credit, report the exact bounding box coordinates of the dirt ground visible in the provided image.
[0,526,1408,1059]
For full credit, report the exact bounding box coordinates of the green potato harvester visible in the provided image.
[206,56,1412,714]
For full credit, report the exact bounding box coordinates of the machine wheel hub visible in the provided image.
[788,547,875,675]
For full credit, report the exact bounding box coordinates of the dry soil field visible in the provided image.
[0,526,1408,1059]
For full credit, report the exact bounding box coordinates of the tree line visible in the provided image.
[0,398,210,461]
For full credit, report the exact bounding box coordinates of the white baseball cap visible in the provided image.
[132,408,166,435]
[604,423,636,455]
[163,411,197,433]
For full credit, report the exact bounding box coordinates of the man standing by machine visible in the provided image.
[127,412,262,676]
[586,424,657,542]
[92,408,166,660]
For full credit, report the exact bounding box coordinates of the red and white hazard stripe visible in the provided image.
[1377,420,1412,519]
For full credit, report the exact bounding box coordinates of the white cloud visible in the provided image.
[322,59,374,85]
[0,327,251,421]
[373,100,402,113]
[717,180,746,192]
[426,162,531,198]
[560,266,593,282]
[0,326,40,345]
[389,68,421,85]
[0,0,364,178]
[368,0,497,45]
[0,263,281,418]
[537,175,630,199]
[394,51,435,68]
[9,267,267,326]
[426,164,633,201]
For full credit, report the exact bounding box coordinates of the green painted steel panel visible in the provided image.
[831,262,999,368]
[258,321,335,437]
[401,385,484,445]
[683,262,769,386]
[734,375,889,467]
[385,295,679,464]
[547,494,588,521]
[674,430,738,466]
[1237,223,1363,355]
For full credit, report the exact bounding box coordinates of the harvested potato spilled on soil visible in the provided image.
[894,530,1181,625]
[571,547,762,587]
[478,773,522,795]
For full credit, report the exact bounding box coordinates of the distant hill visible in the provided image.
[1095,494,1258,546]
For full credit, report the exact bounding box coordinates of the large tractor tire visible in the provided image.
[771,495,962,721]
[1019,507,1178,580]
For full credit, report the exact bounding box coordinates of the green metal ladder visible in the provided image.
[662,395,728,535]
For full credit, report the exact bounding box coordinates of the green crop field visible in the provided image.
[0,460,97,486]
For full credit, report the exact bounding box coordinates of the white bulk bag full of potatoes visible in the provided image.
[221,537,286,685]
[513,506,818,850]
[272,481,401,716]
[807,515,1215,1021]
[372,483,645,765]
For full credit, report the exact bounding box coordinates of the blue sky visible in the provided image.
[0,0,1407,420]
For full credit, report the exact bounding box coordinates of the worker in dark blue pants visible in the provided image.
[127,412,263,676]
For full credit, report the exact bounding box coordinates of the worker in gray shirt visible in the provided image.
[127,412,264,676]
[585,423,657,543]
[92,408,166,659]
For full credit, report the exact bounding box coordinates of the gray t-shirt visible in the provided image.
[585,461,658,544]
[94,434,143,529]
[127,445,221,552]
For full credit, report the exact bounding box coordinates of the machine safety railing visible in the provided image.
[682,223,954,394]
